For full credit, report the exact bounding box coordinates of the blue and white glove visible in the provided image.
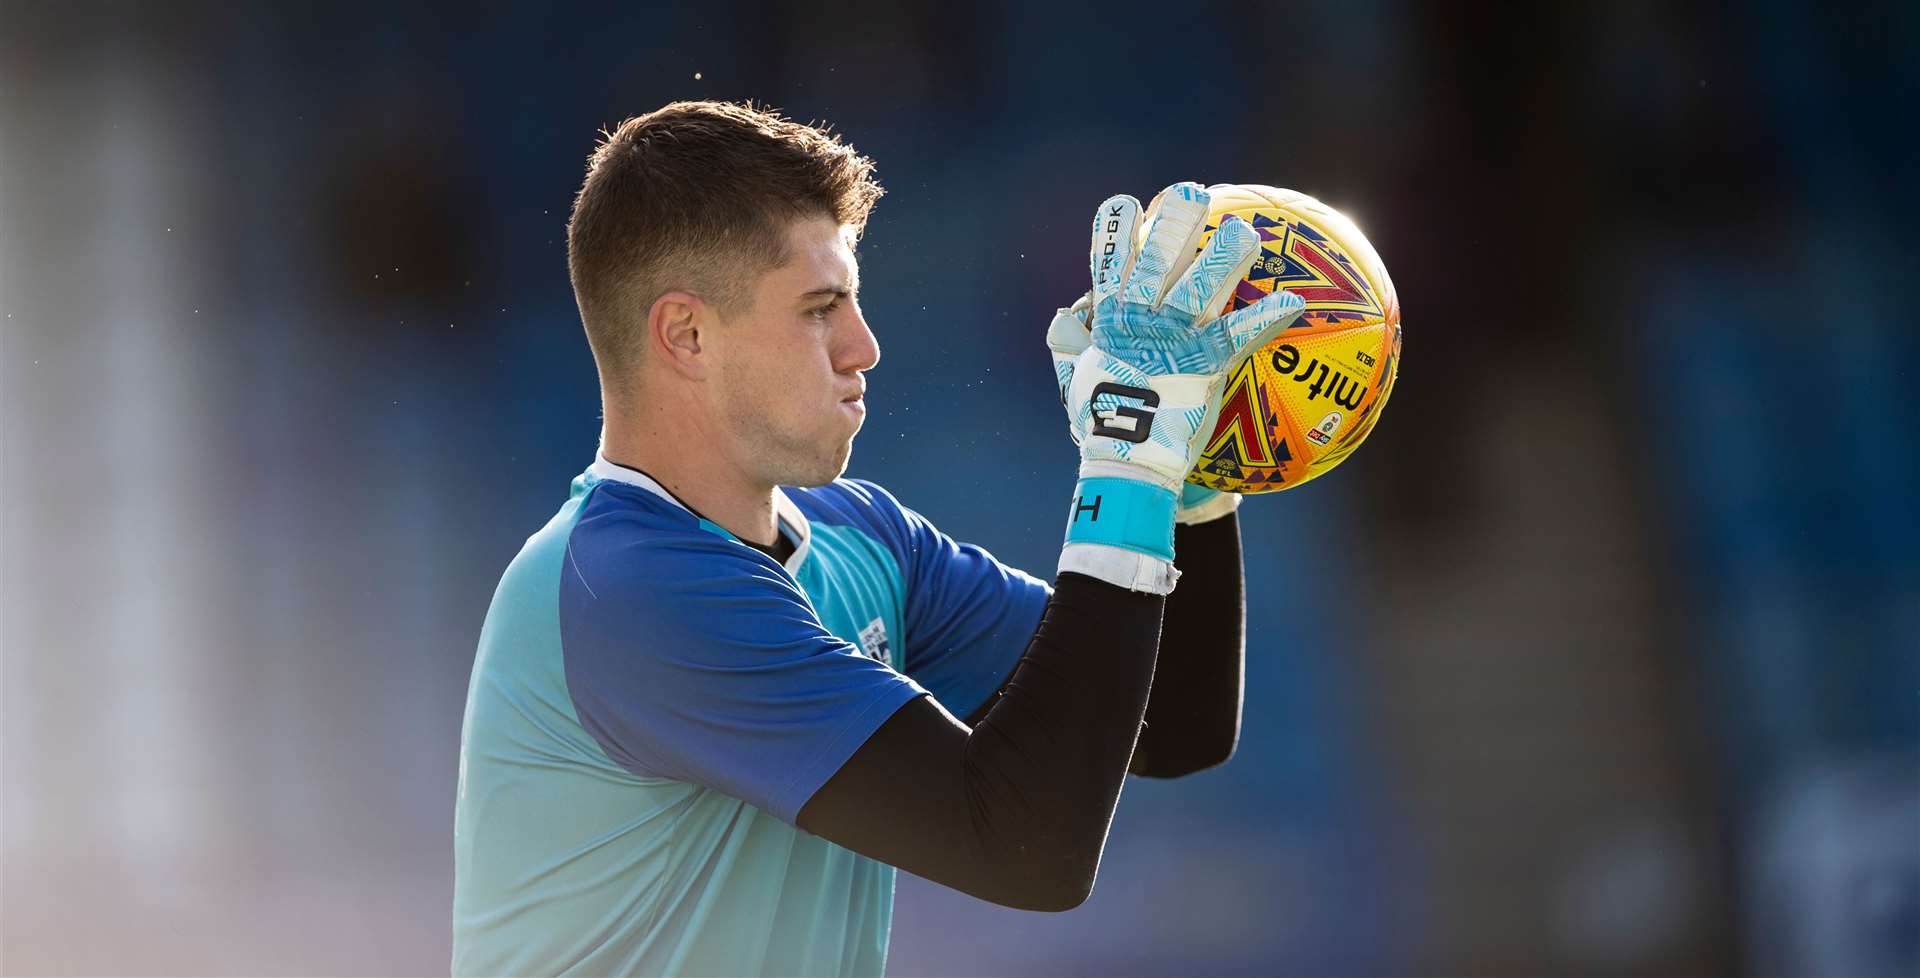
[1050,293,1248,528]
[1047,183,1305,593]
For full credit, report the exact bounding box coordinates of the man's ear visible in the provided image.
[648,290,708,379]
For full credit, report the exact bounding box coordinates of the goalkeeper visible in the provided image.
[452,100,1304,978]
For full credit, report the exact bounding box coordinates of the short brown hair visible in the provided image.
[566,100,884,388]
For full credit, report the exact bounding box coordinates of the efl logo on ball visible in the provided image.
[1305,412,1343,447]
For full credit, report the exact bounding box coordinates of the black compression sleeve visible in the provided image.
[796,572,1162,911]
[961,572,1162,890]
[1130,514,1246,776]
[961,515,1246,769]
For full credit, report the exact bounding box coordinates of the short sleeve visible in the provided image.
[841,481,1051,719]
[558,517,928,824]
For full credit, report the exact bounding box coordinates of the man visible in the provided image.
[452,100,1303,977]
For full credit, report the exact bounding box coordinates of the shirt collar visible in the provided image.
[588,453,812,574]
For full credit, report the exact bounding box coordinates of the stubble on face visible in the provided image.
[718,381,855,488]
[709,217,868,489]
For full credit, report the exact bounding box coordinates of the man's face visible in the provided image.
[706,215,879,488]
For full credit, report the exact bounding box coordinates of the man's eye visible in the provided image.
[811,299,842,320]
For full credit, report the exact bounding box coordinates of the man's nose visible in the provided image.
[841,308,880,372]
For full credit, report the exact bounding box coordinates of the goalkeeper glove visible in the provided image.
[1047,182,1304,593]
[1050,294,1246,528]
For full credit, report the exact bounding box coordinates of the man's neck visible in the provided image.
[600,414,780,549]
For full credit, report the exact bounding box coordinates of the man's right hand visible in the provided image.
[1047,182,1304,592]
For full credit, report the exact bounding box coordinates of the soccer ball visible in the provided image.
[1185,184,1401,493]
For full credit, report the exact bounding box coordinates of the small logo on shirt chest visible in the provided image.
[858,618,892,667]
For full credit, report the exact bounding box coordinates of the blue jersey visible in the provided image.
[452,457,1049,977]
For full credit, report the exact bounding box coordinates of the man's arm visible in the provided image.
[799,572,1161,911]
[1130,512,1245,777]
[802,184,1300,911]
[957,512,1245,777]
[799,515,1243,909]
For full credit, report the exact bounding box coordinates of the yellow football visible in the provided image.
[1184,184,1402,493]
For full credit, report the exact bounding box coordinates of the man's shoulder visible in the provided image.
[565,479,784,598]
[572,476,700,537]
[786,478,913,531]
[788,479,936,565]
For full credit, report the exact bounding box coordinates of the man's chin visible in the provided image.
[782,439,855,488]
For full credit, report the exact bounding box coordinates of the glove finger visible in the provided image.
[1160,215,1259,323]
[1045,293,1093,355]
[1122,182,1209,309]
[1046,296,1092,409]
[1089,196,1141,310]
[1213,288,1306,360]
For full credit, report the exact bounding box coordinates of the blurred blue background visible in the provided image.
[3,2,1916,976]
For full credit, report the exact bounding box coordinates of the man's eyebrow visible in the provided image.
[799,284,856,300]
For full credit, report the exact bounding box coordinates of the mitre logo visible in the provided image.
[1271,343,1365,410]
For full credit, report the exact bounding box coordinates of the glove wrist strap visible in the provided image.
[1059,543,1179,595]
[1062,476,1177,562]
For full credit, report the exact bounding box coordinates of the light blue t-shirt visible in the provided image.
[452,457,1048,977]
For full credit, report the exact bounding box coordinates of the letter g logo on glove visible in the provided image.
[1087,383,1159,444]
